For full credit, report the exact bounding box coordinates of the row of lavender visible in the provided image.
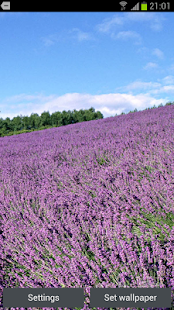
[0,105,174,309]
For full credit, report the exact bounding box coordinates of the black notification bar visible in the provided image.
[0,2,174,12]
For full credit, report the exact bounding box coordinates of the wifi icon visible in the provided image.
[119,1,127,10]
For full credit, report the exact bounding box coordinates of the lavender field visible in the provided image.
[1,105,174,310]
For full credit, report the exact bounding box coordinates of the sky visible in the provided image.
[0,12,174,120]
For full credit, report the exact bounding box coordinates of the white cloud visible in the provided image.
[150,85,174,94]
[162,75,174,84]
[4,93,54,103]
[0,92,168,120]
[96,12,165,37]
[96,15,124,33]
[137,47,164,62]
[152,48,164,59]
[41,34,60,47]
[42,38,55,47]
[41,28,94,48]
[163,85,174,91]
[70,28,94,42]
[118,81,161,91]
[137,46,149,55]
[117,76,174,96]
[143,62,159,70]
[125,12,165,31]
[114,30,142,44]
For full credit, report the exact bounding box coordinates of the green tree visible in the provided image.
[22,115,30,130]
[3,117,12,132]
[11,115,23,131]
[61,110,70,125]
[89,107,95,113]
[94,111,103,119]
[30,113,41,129]
[0,118,4,129]
[76,109,85,122]
[67,110,73,124]
[51,111,62,127]
[40,111,51,127]
[72,109,79,123]
[0,127,7,136]
[83,110,94,121]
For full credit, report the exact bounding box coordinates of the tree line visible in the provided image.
[0,101,173,137]
[0,108,103,137]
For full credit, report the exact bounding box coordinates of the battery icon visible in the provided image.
[141,1,147,10]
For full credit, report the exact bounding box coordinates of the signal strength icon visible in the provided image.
[131,2,140,10]
[119,1,127,10]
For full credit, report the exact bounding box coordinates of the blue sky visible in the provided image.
[0,12,174,119]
